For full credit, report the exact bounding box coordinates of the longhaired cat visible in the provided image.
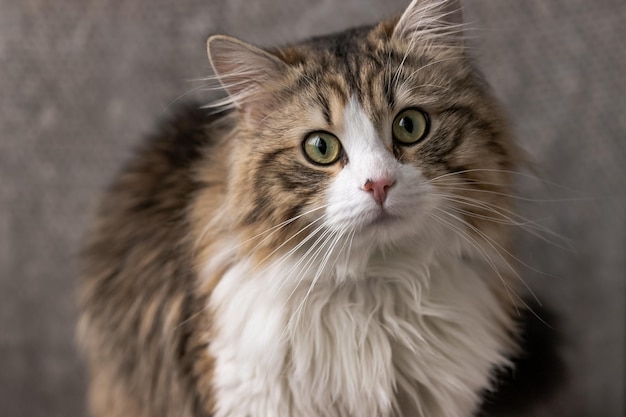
[78,1,558,416]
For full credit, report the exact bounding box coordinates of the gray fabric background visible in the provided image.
[1,0,624,416]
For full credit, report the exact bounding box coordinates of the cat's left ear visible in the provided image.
[392,0,464,45]
[207,35,289,108]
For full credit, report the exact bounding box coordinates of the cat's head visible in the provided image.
[205,0,523,270]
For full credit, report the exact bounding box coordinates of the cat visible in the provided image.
[77,1,561,416]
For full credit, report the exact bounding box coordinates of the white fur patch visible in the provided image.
[204,98,513,417]
[207,252,511,417]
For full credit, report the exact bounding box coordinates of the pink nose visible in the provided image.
[362,177,395,205]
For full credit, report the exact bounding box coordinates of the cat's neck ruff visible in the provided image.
[204,238,513,417]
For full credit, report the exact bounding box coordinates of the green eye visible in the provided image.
[302,132,342,165]
[392,108,430,145]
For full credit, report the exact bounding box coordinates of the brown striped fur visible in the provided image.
[78,4,529,417]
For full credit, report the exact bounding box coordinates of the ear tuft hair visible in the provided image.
[392,0,465,45]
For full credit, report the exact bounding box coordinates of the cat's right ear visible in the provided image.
[207,35,289,108]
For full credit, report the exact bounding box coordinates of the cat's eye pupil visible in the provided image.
[399,116,413,133]
[392,108,429,145]
[316,138,327,155]
[303,132,342,165]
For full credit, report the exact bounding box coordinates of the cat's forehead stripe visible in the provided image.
[287,51,413,131]
[315,91,332,126]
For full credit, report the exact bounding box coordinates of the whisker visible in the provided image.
[441,202,540,226]
[405,56,465,80]
[437,208,543,305]
[264,225,343,378]
[434,207,554,326]
[432,193,574,251]
[402,83,452,95]
[427,168,578,192]
[277,222,337,293]
[428,210,520,314]
[162,85,216,115]
[432,184,589,204]
[435,193,558,231]
[240,205,331,254]
[285,228,347,337]
[253,215,332,278]
[194,205,330,270]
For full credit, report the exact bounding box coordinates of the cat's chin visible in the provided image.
[363,210,401,228]
[350,211,425,249]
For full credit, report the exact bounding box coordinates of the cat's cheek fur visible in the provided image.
[205,247,514,417]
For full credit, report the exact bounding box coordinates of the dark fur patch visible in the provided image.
[479,301,568,416]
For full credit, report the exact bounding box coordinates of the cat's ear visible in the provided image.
[207,35,289,107]
[392,0,464,44]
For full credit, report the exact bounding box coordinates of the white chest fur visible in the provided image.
[206,249,512,417]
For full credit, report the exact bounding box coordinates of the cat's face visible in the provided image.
[207,0,520,266]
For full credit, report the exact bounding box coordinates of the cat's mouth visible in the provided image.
[361,209,402,229]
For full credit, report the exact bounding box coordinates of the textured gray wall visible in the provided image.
[1,0,624,416]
